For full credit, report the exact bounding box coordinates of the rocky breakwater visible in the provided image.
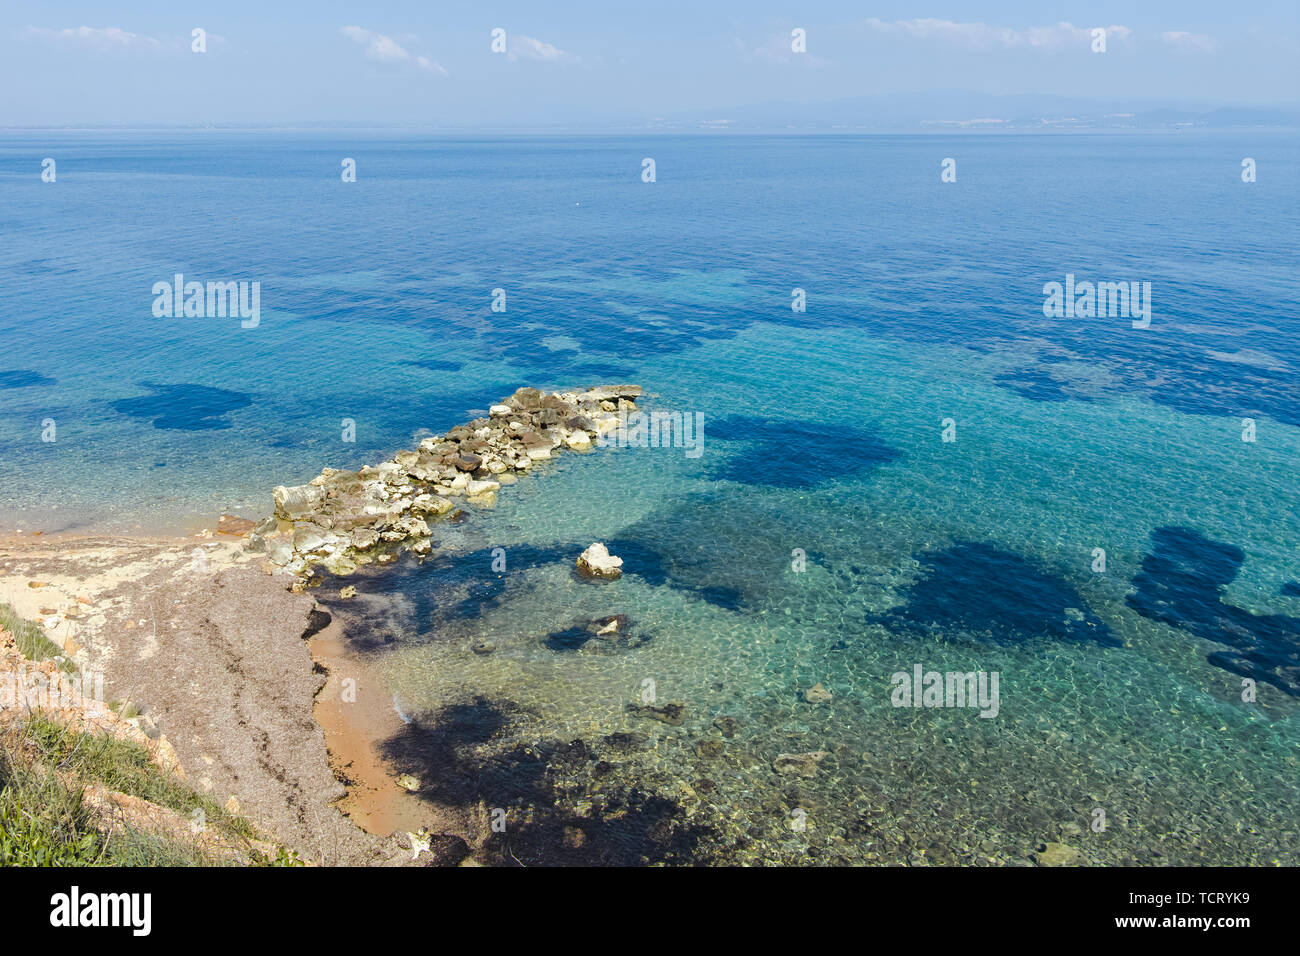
[248,385,642,580]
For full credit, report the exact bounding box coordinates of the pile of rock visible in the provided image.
[248,384,642,578]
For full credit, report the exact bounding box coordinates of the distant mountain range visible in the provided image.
[649,92,1300,130]
[9,91,1297,132]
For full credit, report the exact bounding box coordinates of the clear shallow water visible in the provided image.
[1,131,1297,864]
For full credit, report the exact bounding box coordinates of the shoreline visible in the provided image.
[306,608,483,852]
[0,508,253,542]
[0,383,649,865]
[0,527,442,865]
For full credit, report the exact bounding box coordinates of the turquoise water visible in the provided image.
[2,132,1297,863]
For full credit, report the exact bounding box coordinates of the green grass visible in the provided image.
[0,773,213,866]
[1,606,300,867]
[107,699,141,720]
[0,717,260,866]
[0,601,65,664]
[0,730,218,866]
[19,714,257,842]
[0,716,313,866]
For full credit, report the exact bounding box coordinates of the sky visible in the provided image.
[2,1,1298,127]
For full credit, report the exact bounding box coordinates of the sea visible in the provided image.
[1,129,1297,864]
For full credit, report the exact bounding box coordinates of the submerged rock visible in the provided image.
[1128,526,1300,697]
[579,385,642,403]
[217,513,257,536]
[577,543,623,580]
[1034,842,1082,867]
[593,614,628,636]
[772,751,828,778]
[626,701,686,725]
[600,731,648,752]
[696,739,725,760]
[538,616,644,655]
[802,682,833,705]
[543,614,645,652]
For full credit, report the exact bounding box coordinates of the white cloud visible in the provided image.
[1160,31,1217,53]
[508,35,577,63]
[862,18,1131,51]
[26,25,161,50]
[340,26,446,74]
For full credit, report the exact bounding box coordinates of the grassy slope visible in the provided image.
[0,601,65,664]
[0,606,301,866]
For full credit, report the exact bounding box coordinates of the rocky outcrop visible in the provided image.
[576,542,624,580]
[248,385,641,578]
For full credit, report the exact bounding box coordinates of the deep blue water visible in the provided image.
[1,131,1297,864]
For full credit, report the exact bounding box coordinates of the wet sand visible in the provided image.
[307,613,483,850]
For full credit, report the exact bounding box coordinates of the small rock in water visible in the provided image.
[576,542,623,580]
[713,716,739,738]
[772,751,828,778]
[407,827,432,860]
[1034,842,1082,867]
[592,614,629,636]
[472,640,496,655]
[565,430,593,451]
[217,513,257,536]
[601,731,648,752]
[802,682,833,704]
[696,739,725,760]
[338,585,357,599]
[626,701,686,725]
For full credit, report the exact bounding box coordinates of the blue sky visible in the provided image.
[3,2,1297,126]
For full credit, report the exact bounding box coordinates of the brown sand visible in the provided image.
[308,616,481,845]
